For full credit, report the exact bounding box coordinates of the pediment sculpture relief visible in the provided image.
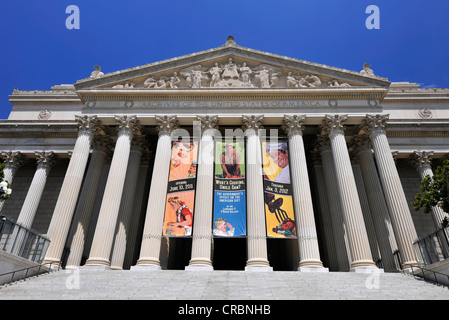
[108,59,359,90]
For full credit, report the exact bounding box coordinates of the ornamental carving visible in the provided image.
[109,58,353,90]
[38,110,52,120]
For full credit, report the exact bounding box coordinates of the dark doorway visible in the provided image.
[167,237,192,270]
[267,238,298,271]
[212,237,246,270]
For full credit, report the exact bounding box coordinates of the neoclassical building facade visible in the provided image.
[1,36,448,273]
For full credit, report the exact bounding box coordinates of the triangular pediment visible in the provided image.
[74,36,390,93]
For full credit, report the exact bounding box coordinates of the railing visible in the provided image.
[0,262,60,286]
[409,265,449,288]
[413,226,449,267]
[0,216,51,263]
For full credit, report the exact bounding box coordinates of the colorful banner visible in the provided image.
[262,141,297,238]
[213,141,246,237]
[163,140,198,237]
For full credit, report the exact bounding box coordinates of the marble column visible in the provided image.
[316,135,351,271]
[85,115,141,268]
[16,151,56,229]
[43,115,103,266]
[310,152,339,271]
[352,134,398,272]
[409,151,449,228]
[110,136,147,270]
[133,116,178,269]
[186,115,219,271]
[360,114,418,270]
[243,115,272,271]
[0,151,25,213]
[65,135,113,269]
[322,114,379,272]
[123,154,151,269]
[282,115,326,271]
[350,154,381,264]
[9,151,55,255]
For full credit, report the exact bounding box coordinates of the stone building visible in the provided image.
[1,36,448,273]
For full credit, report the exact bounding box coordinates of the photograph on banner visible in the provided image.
[162,140,198,237]
[213,141,246,237]
[262,141,297,238]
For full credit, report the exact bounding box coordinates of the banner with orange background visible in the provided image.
[163,140,198,237]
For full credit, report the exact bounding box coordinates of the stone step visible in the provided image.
[1,270,449,300]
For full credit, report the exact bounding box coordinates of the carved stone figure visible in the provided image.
[167,72,181,88]
[143,77,168,89]
[222,58,239,80]
[360,63,375,76]
[328,79,351,88]
[208,63,222,87]
[254,66,271,88]
[112,81,135,89]
[181,65,208,88]
[90,65,104,78]
[298,75,321,88]
[239,63,252,85]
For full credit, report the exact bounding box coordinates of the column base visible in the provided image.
[298,267,329,273]
[185,265,214,271]
[130,265,162,271]
[245,266,273,272]
[80,265,111,271]
[84,257,111,269]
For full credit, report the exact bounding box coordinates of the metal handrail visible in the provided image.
[0,262,61,286]
[409,265,449,289]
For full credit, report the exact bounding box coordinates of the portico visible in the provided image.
[1,37,448,273]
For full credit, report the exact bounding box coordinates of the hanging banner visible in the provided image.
[163,140,198,237]
[262,140,297,238]
[213,141,246,237]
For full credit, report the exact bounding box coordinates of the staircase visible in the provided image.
[1,269,449,300]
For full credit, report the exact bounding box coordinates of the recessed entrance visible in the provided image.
[212,237,246,270]
[267,238,299,271]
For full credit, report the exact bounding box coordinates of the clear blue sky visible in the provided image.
[0,0,448,119]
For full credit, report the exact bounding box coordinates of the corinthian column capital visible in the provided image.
[155,115,179,136]
[321,114,348,136]
[35,151,56,171]
[360,114,389,136]
[282,114,305,136]
[114,115,141,137]
[1,151,25,169]
[242,115,264,132]
[350,134,372,154]
[409,151,434,171]
[196,115,219,131]
[75,115,105,137]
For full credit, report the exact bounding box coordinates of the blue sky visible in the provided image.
[0,0,448,119]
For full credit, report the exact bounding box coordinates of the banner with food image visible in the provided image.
[163,140,198,237]
[212,141,246,237]
[262,140,297,238]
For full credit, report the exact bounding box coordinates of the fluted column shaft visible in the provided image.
[0,151,25,213]
[410,151,449,227]
[243,115,271,270]
[311,156,339,271]
[356,146,398,272]
[323,115,378,271]
[351,159,381,262]
[110,137,146,270]
[16,152,55,229]
[134,116,178,269]
[361,114,418,270]
[85,115,141,268]
[283,115,325,271]
[187,116,218,270]
[43,116,102,266]
[65,137,111,269]
[318,138,351,271]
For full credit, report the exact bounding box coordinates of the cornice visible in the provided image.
[76,87,389,103]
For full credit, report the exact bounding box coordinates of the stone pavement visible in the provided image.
[1,269,449,300]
